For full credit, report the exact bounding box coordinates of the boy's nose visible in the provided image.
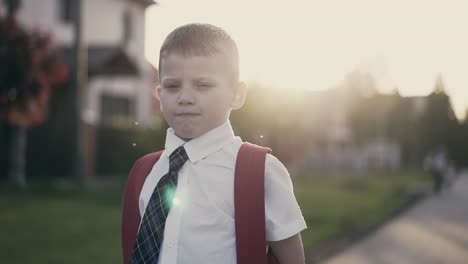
[177,88,196,105]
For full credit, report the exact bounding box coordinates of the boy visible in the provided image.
[122,23,307,264]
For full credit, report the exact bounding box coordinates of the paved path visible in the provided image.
[321,173,468,264]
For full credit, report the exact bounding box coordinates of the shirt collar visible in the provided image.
[164,120,236,163]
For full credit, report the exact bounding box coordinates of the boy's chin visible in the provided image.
[178,134,195,142]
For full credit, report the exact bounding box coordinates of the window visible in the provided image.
[122,10,133,46]
[59,0,73,23]
[100,94,135,127]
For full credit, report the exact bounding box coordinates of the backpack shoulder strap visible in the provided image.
[235,142,272,264]
[122,150,164,264]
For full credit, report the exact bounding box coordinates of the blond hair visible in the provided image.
[159,23,239,82]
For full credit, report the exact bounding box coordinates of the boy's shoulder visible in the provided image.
[139,150,164,162]
[236,142,289,173]
[131,150,165,171]
[239,142,272,154]
[238,143,290,178]
[238,142,285,165]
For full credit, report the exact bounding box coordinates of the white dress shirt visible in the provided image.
[139,120,307,264]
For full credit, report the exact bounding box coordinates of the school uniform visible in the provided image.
[134,120,306,264]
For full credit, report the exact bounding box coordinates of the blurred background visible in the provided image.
[1,0,467,263]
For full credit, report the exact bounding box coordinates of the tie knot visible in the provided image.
[169,146,188,172]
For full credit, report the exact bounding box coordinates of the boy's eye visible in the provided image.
[164,83,180,89]
[197,83,213,90]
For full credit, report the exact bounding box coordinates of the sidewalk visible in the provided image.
[320,173,468,264]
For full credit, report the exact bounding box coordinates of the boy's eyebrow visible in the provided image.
[194,77,216,82]
[161,76,218,83]
[161,77,180,83]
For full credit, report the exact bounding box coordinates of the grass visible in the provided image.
[0,183,124,264]
[293,170,431,250]
[0,170,430,263]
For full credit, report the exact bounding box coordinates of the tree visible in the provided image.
[0,0,69,188]
[433,73,446,94]
[417,75,460,166]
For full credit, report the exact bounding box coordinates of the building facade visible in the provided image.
[1,0,159,127]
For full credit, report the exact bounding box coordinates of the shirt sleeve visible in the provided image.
[265,154,307,241]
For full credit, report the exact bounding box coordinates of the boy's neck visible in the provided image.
[173,119,231,143]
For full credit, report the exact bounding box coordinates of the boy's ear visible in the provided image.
[155,85,163,111]
[231,81,247,110]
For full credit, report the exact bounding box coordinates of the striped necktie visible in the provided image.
[130,146,188,263]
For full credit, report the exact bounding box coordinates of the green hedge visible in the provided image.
[95,124,167,176]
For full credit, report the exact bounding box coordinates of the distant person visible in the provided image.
[121,23,307,264]
[443,160,457,189]
[424,148,448,194]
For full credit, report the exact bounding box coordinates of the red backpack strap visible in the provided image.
[122,150,164,264]
[235,142,274,264]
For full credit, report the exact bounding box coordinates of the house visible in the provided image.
[1,0,159,127]
[0,0,159,179]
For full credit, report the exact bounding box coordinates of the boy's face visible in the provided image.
[157,52,245,140]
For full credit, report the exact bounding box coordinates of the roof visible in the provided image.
[65,46,140,77]
[130,0,158,8]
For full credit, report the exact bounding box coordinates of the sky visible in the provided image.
[145,0,468,120]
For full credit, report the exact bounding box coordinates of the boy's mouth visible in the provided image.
[176,113,200,116]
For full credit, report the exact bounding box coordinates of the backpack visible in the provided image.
[121,142,279,264]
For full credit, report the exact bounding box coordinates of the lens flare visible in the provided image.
[164,186,177,208]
